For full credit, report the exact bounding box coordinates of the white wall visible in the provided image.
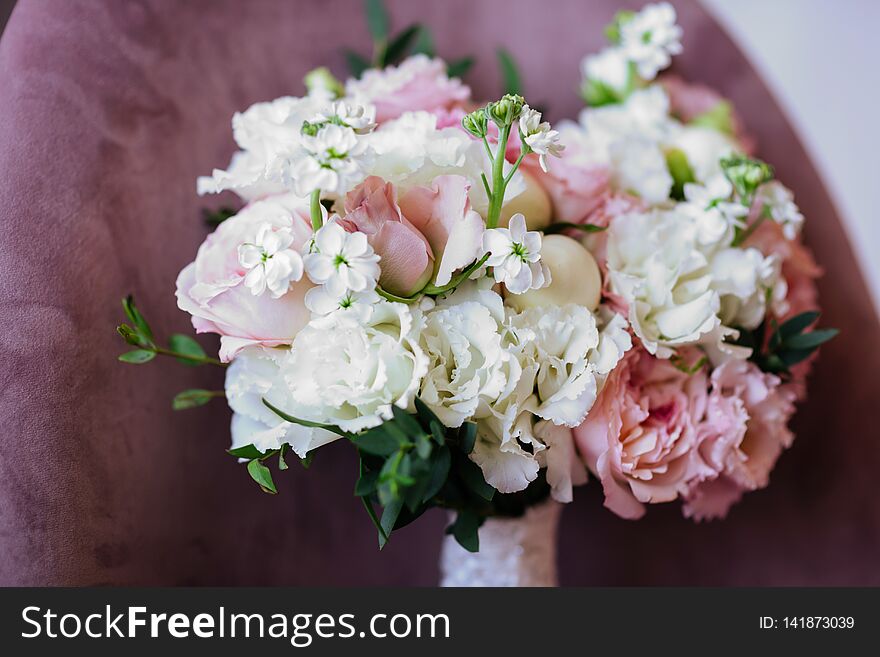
[702,0,880,312]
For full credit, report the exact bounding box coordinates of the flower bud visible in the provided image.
[721,154,774,203]
[304,67,344,99]
[506,235,601,312]
[486,94,525,127]
[300,120,320,137]
[461,109,489,139]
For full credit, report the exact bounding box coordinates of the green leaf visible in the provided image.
[666,148,696,201]
[496,48,522,95]
[122,296,154,344]
[118,349,156,364]
[414,396,440,427]
[446,508,481,553]
[391,405,424,437]
[429,419,447,446]
[116,324,143,347]
[227,444,264,459]
[168,333,207,366]
[378,497,403,549]
[278,444,289,471]
[383,24,420,64]
[172,388,218,410]
[412,26,435,57]
[360,494,388,546]
[262,398,350,436]
[778,348,815,368]
[355,469,379,496]
[446,56,474,79]
[423,446,451,503]
[459,422,477,454]
[365,0,389,43]
[415,432,432,460]
[246,459,277,494]
[543,222,608,235]
[779,311,820,340]
[300,451,315,469]
[345,49,371,77]
[581,77,622,107]
[458,457,494,501]
[783,328,838,350]
[202,206,237,227]
[690,100,734,135]
[353,427,402,457]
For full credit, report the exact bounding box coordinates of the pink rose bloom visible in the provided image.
[661,74,755,153]
[176,194,313,362]
[398,174,485,288]
[683,359,797,521]
[521,124,610,224]
[339,177,434,296]
[574,348,708,519]
[346,55,470,123]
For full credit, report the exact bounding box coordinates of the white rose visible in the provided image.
[282,300,428,432]
[607,208,721,357]
[224,346,338,457]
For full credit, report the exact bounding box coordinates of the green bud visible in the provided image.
[720,154,774,202]
[604,10,635,44]
[304,66,344,99]
[461,109,488,138]
[486,94,525,127]
[117,323,143,347]
[300,120,320,137]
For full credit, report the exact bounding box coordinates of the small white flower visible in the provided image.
[619,2,683,80]
[313,100,377,135]
[519,105,564,172]
[608,136,672,204]
[581,47,631,92]
[303,221,381,296]
[237,223,304,298]
[758,181,803,240]
[290,123,371,195]
[681,177,748,247]
[304,285,380,321]
[481,213,550,294]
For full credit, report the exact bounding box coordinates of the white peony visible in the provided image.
[281,300,428,432]
[224,346,338,457]
[607,208,721,357]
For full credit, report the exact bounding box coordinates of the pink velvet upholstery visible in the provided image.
[0,0,877,585]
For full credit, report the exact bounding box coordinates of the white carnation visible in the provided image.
[711,248,783,330]
[608,136,672,204]
[282,301,428,432]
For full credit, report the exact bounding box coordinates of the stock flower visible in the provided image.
[619,2,683,80]
[282,301,429,432]
[757,181,804,240]
[573,347,707,519]
[175,194,315,361]
[224,346,338,457]
[290,123,371,195]
[237,223,304,298]
[346,54,470,123]
[303,222,381,296]
[581,47,631,95]
[304,286,380,320]
[313,100,377,134]
[519,105,564,172]
[339,177,434,296]
[481,214,550,294]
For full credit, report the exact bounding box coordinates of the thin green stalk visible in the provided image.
[154,347,225,367]
[485,123,511,229]
[310,189,323,231]
[733,205,770,247]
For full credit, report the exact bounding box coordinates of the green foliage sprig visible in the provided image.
[732,310,838,376]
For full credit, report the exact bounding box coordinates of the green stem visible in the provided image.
[153,347,225,367]
[485,123,511,229]
[733,205,769,247]
[376,286,419,304]
[310,189,323,231]
[421,254,490,296]
[504,150,526,186]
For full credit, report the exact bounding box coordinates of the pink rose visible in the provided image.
[398,174,485,288]
[683,359,797,521]
[176,194,313,361]
[339,177,434,296]
[521,125,611,224]
[346,55,470,123]
[574,348,708,519]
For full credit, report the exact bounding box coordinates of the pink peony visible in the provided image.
[346,55,470,123]
[339,177,434,297]
[398,174,485,288]
[683,359,797,521]
[176,194,313,361]
[573,348,708,519]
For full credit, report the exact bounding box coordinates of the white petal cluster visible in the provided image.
[581,47,631,93]
[519,105,564,172]
[619,2,683,80]
[289,123,372,196]
[313,100,377,134]
[303,221,381,296]
[481,214,550,294]
[238,223,304,298]
[758,181,804,240]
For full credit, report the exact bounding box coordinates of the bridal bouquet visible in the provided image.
[117,2,835,552]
